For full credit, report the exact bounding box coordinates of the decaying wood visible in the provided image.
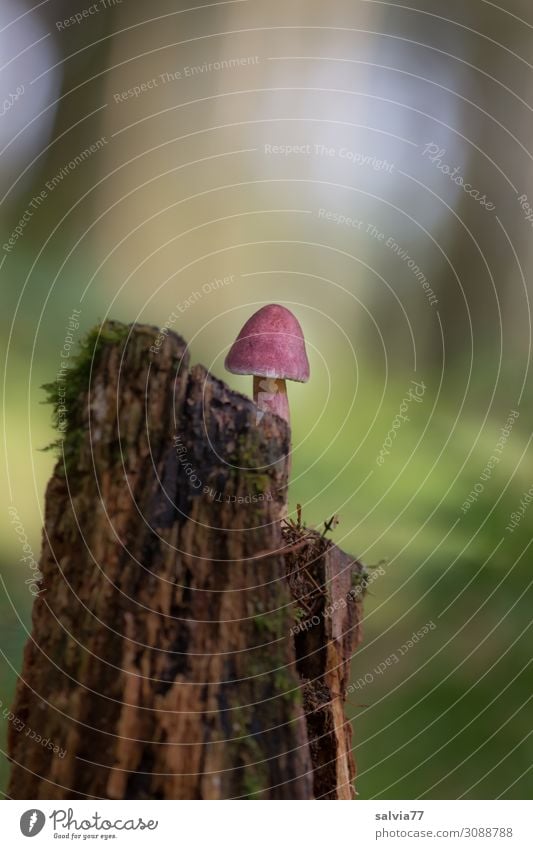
[283,524,364,799]
[7,322,365,800]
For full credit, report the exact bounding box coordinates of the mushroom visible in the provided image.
[224,304,310,425]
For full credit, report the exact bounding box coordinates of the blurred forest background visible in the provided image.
[1,0,532,798]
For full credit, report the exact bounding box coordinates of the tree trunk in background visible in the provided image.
[7,322,364,800]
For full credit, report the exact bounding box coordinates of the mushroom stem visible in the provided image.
[253,375,290,424]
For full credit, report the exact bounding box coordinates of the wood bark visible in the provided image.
[7,322,364,800]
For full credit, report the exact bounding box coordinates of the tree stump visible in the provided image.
[7,322,365,800]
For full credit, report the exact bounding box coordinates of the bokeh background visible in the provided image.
[1,0,532,799]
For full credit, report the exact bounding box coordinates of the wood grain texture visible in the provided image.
[284,527,364,799]
[7,322,364,800]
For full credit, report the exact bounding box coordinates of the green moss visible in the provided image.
[241,767,265,799]
[235,429,264,466]
[41,321,131,473]
[252,606,287,639]
[251,615,273,640]
[351,568,369,589]
[273,668,302,706]
[223,710,268,798]
[252,613,270,635]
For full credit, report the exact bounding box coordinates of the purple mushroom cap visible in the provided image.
[225,304,310,382]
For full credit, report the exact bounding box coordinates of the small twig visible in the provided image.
[303,567,327,598]
[283,503,306,533]
[310,689,368,712]
[242,534,315,562]
[322,514,340,537]
[293,597,314,615]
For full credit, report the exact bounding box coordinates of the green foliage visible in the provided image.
[40,322,130,472]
